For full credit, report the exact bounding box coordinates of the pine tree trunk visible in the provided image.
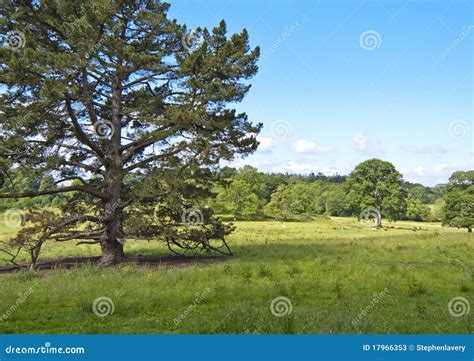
[99,197,126,265]
[100,166,125,265]
[100,237,124,266]
[100,169,126,265]
[99,71,125,266]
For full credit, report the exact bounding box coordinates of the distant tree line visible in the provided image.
[211,160,471,232]
[0,169,70,210]
[2,160,472,232]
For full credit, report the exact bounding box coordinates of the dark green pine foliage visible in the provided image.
[0,0,261,265]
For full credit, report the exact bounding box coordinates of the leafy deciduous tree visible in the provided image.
[443,171,474,233]
[346,159,407,228]
[405,197,431,222]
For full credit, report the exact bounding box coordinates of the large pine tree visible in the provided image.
[0,0,261,265]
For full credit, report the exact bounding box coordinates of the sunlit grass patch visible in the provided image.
[0,216,472,334]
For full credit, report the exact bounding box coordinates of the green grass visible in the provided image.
[0,215,472,334]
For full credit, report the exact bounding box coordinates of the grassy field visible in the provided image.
[0,215,472,334]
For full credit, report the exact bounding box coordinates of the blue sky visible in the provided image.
[173,0,474,186]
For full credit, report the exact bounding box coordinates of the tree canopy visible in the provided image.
[346,159,406,227]
[443,171,474,232]
[0,0,261,265]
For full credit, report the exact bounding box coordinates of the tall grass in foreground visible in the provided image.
[0,217,472,334]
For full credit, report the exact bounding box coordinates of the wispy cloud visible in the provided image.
[293,139,336,154]
[272,161,339,174]
[402,144,447,154]
[404,162,474,185]
[256,136,275,153]
[411,163,464,177]
[352,132,369,153]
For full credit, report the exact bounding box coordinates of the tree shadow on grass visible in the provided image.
[0,254,231,275]
[1,232,469,275]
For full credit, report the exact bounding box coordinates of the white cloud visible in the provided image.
[279,161,339,174]
[351,132,386,156]
[293,139,336,154]
[352,132,368,153]
[226,158,341,175]
[404,162,474,185]
[402,144,447,154]
[256,136,275,153]
[412,163,460,177]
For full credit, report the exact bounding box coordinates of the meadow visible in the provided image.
[0,216,472,334]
